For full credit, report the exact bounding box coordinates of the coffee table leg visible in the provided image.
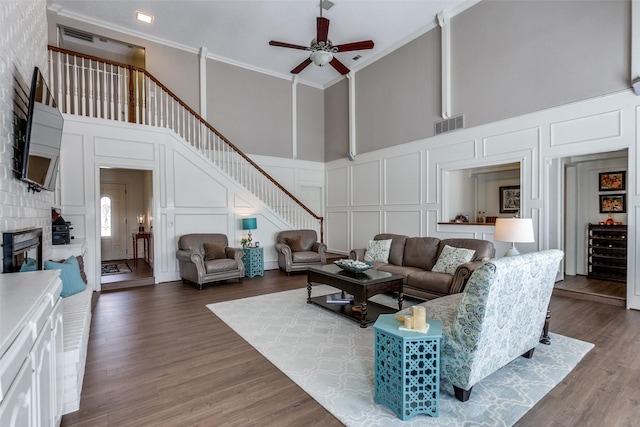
[397,292,404,311]
[307,280,312,304]
[359,301,368,328]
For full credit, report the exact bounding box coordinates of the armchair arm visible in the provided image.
[275,243,293,272]
[450,260,484,294]
[311,242,328,263]
[349,248,366,261]
[226,247,244,262]
[176,249,206,281]
[275,242,291,256]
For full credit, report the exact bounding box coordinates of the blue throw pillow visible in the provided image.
[19,257,38,272]
[45,256,86,298]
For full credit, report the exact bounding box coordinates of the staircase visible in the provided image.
[47,46,324,240]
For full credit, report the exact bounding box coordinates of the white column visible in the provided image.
[291,75,298,159]
[199,46,207,118]
[437,11,451,119]
[347,71,356,161]
[632,0,640,91]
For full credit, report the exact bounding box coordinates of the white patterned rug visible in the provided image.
[207,286,593,426]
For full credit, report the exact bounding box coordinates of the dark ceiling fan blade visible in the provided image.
[317,17,330,43]
[269,40,310,51]
[334,40,375,52]
[329,57,350,75]
[291,58,313,74]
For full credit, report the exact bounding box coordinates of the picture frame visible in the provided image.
[599,171,625,191]
[499,185,520,213]
[599,194,626,213]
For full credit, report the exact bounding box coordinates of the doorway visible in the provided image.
[99,168,154,290]
[554,149,628,306]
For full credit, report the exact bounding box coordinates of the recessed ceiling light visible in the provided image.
[136,11,154,24]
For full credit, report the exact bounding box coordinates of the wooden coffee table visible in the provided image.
[307,264,404,328]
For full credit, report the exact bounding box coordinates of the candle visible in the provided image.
[404,316,413,329]
[412,306,427,331]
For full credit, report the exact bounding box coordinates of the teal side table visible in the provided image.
[242,247,264,278]
[373,314,442,420]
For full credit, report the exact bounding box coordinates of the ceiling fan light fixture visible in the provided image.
[310,50,333,66]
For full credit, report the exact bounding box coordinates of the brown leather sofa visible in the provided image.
[275,229,327,274]
[350,233,495,300]
[176,233,244,289]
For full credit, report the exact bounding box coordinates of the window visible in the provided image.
[101,196,112,237]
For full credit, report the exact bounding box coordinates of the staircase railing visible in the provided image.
[47,46,323,240]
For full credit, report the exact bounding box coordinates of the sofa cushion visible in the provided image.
[292,251,321,263]
[45,256,86,298]
[403,237,441,270]
[406,270,455,295]
[439,238,495,261]
[374,234,408,266]
[377,264,424,281]
[204,258,239,273]
[204,243,227,260]
[432,245,476,275]
[285,236,305,252]
[364,239,392,263]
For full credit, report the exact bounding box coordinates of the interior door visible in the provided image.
[100,183,127,261]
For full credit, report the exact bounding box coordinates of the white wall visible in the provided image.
[325,88,640,310]
[58,116,324,289]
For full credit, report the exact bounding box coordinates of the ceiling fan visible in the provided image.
[268,4,374,75]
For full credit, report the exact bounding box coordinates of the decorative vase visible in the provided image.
[605,213,614,225]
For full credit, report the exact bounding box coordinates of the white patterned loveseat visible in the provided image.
[399,249,564,402]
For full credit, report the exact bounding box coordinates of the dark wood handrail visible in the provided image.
[48,45,324,241]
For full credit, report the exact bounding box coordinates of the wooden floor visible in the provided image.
[100,259,154,291]
[62,270,640,427]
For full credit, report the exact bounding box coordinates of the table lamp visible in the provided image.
[138,214,145,232]
[242,218,257,247]
[494,218,534,257]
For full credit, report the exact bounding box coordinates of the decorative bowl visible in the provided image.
[334,259,371,273]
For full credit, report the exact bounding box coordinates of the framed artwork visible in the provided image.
[499,185,520,213]
[599,171,625,191]
[599,194,626,213]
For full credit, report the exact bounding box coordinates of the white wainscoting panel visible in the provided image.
[94,136,156,160]
[351,161,381,206]
[550,110,621,147]
[482,127,540,157]
[175,213,230,237]
[173,152,228,208]
[352,211,382,249]
[326,211,349,253]
[384,210,422,236]
[326,166,348,207]
[384,152,421,205]
[60,133,86,207]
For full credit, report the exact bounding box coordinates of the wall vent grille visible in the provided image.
[434,114,464,135]
[63,28,94,43]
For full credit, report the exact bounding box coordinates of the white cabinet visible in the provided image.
[0,270,63,427]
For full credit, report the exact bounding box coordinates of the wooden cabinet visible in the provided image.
[587,224,627,283]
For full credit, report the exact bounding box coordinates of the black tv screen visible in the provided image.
[15,67,64,192]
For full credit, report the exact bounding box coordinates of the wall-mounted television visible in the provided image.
[14,67,64,192]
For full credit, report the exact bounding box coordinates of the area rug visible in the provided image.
[207,286,593,426]
[101,262,132,276]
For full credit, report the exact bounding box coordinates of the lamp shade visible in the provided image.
[494,218,534,243]
[242,218,257,230]
[310,50,333,66]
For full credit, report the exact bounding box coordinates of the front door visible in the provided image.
[100,183,127,261]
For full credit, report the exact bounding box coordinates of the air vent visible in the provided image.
[63,28,94,43]
[434,114,464,135]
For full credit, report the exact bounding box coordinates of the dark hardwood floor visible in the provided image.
[62,270,640,426]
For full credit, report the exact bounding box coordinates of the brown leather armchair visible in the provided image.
[176,233,244,289]
[275,229,327,274]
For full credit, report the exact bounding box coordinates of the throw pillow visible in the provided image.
[204,243,227,260]
[76,255,88,284]
[19,257,38,272]
[432,245,476,275]
[364,239,392,263]
[45,256,86,298]
[285,236,305,252]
